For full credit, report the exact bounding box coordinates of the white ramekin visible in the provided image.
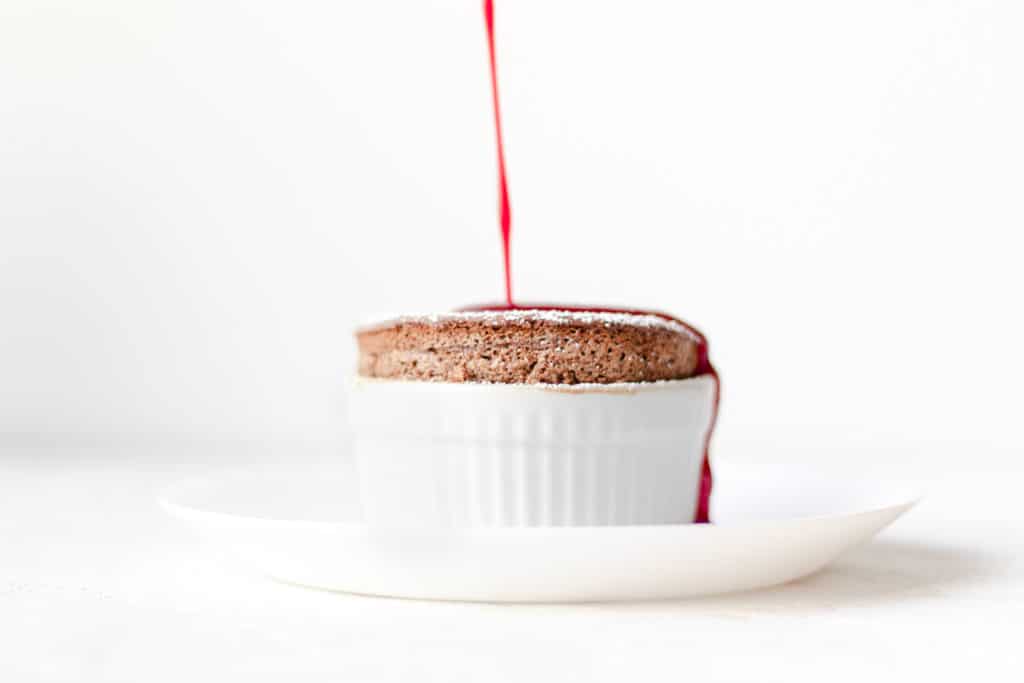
[348,376,716,527]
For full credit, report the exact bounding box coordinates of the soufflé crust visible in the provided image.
[356,310,701,385]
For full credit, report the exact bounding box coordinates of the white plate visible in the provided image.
[160,459,918,603]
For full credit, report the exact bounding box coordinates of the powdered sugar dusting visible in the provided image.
[359,309,697,338]
[354,374,712,392]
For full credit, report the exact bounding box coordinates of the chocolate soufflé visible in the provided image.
[356,309,702,385]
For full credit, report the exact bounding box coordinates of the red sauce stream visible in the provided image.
[477,4,717,522]
[483,0,513,306]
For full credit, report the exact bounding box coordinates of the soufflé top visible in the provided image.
[356,309,701,385]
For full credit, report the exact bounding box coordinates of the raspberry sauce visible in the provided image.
[483,0,513,306]
[477,5,718,523]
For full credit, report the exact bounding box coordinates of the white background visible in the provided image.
[3,0,1022,455]
[2,2,1024,681]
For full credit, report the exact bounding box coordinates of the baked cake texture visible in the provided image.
[356,310,701,385]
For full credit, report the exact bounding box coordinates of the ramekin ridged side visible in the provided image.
[349,376,716,527]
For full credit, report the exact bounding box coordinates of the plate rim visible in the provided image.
[158,472,921,535]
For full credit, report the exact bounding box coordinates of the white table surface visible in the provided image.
[3,443,1022,682]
